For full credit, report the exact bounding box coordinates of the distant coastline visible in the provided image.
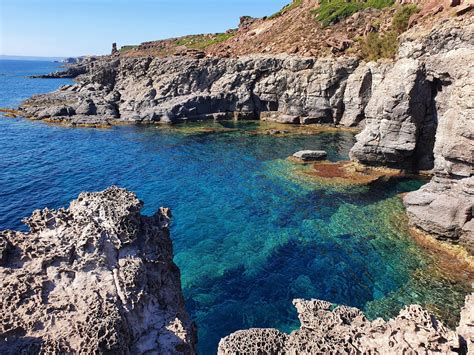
[0,55,66,62]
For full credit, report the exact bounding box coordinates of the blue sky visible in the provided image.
[0,0,289,57]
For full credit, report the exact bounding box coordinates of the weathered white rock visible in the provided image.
[0,186,196,354]
[218,297,472,354]
[292,150,328,161]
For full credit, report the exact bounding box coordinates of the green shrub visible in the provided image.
[357,4,419,60]
[313,0,394,27]
[175,33,235,50]
[360,31,398,60]
[119,45,138,53]
[269,0,303,19]
[392,4,420,33]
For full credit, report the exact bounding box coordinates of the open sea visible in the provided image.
[0,59,472,354]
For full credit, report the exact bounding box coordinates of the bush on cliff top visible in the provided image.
[359,31,398,60]
[269,0,303,19]
[313,0,394,27]
[392,4,420,33]
[359,4,419,60]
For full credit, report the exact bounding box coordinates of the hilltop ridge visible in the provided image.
[117,0,472,59]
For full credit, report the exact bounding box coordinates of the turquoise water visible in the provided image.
[1,60,472,354]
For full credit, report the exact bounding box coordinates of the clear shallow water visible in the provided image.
[1,60,472,354]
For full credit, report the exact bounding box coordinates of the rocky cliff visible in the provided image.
[15,14,473,249]
[0,187,196,354]
[18,55,360,126]
[218,296,474,354]
[350,16,474,251]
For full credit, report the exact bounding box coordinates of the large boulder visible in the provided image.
[0,187,196,354]
[292,150,328,161]
[404,176,474,252]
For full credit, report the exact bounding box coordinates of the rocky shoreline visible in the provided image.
[0,187,196,354]
[11,15,473,252]
[219,296,474,354]
[0,187,472,354]
[1,3,473,354]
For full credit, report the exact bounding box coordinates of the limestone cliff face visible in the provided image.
[0,187,196,354]
[218,296,474,354]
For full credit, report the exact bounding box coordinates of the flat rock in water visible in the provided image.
[293,150,327,161]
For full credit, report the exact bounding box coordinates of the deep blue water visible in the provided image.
[1,60,472,354]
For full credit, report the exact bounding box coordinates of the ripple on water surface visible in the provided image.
[0,61,472,354]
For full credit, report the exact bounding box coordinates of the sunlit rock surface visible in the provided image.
[0,186,196,354]
[219,296,472,354]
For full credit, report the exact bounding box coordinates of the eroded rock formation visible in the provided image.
[218,296,474,354]
[16,16,473,251]
[0,187,196,354]
[349,17,474,251]
[19,55,359,126]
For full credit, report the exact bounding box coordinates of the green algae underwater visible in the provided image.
[1,61,472,354]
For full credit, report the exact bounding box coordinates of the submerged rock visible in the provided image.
[218,297,472,354]
[292,150,327,161]
[0,186,196,354]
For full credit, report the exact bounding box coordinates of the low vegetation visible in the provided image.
[359,31,398,61]
[269,0,303,19]
[392,4,420,33]
[313,0,394,27]
[119,45,138,53]
[175,33,235,50]
[359,4,419,60]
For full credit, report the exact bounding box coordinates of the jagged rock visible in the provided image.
[339,61,391,127]
[218,297,470,354]
[390,18,474,250]
[404,176,474,252]
[19,55,358,126]
[292,150,328,161]
[457,294,474,353]
[0,187,196,354]
[349,58,433,170]
[456,3,473,16]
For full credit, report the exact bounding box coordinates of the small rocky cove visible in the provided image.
[16,15,474,253]
[1,1,473,354]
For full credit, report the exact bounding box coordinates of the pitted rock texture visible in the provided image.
[18,55,360,127]
[457,293,474,353]
[218,297,472,354]
[0,186,196,354]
